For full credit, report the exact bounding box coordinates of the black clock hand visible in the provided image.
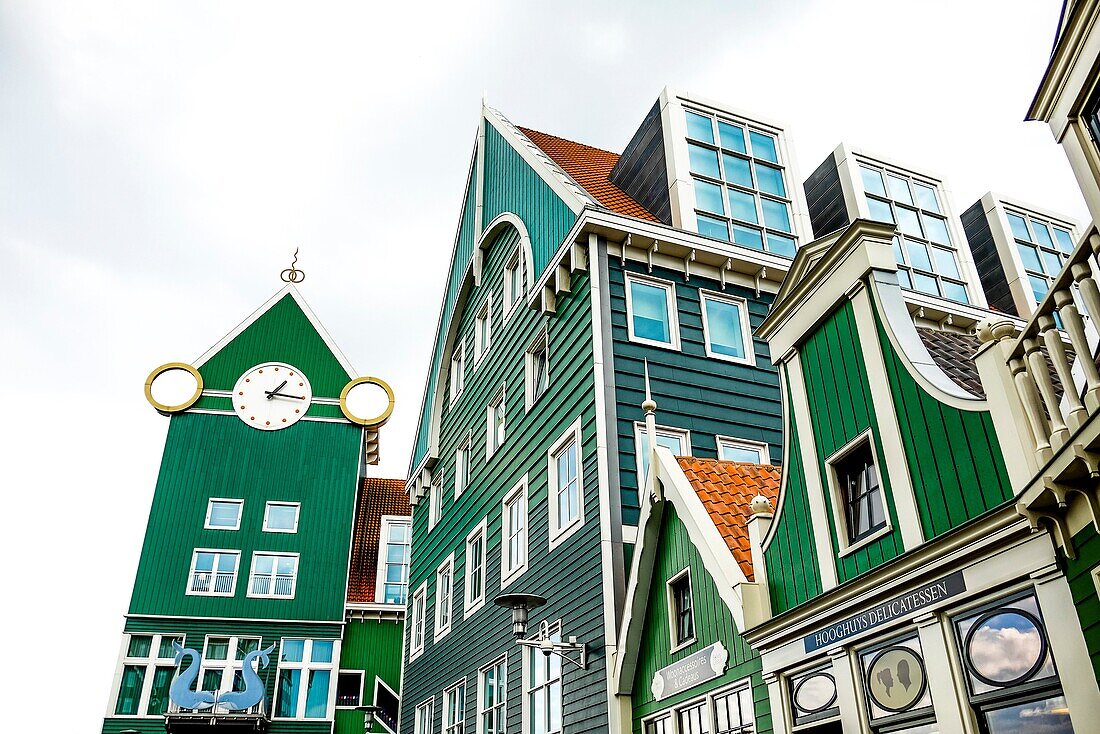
[268,391,305,400]
[265,380,288,400]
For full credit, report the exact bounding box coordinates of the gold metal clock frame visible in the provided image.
[339,376,395,427]
[144,362,204,414]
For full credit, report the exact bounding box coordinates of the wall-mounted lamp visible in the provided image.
[494,593,587,669]
[355,705,384,732]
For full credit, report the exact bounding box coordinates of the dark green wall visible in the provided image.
[336,619,404,734]
[1064,524,1100,685]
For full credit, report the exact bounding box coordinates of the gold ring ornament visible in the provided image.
[145,362,204,414]
[340,376,395,427]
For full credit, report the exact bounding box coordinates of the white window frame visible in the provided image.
[464,518,488,617]
[825,427,892,556]
[374,516,411,606]
[262,501,301,533]
[524,328,550,412]
[106,632,185,718]
[434,553,455,642]
[198,634,264,712]
[409,581,428,661]
[500,475,529,589]
[633,422,692,490]
[372,676,401,734]
[414,697,435,734]
[640,678,756,734]
[716,436,770,464]
[428,476,442,531]
[504,246,526,320]
[486,385,507,459]
[523,619,564,734]
[272,637,339,721]
[246,551,300,599]
[186,548,240,597]
[475,294,493,364]
[476,654,508,734]
[456,433,472,500]
[666,567,697,653]
[547,419,585,550]
[204,498,243,530]
[443,678,467,734]
[625,272,681,350]
[699,289,755,365]
[451,340,466,402]
[335,669,365,709]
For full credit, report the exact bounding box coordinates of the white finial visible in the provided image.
[642,359,660,502]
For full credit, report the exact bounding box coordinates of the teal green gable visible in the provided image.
[1063,525,1100,686]
[800,301,904,582]
[128,412,361,622]
[336,619,404,734]
[630,505,770,734]
[411,120,578,470]
[874,313,1012,538]
[199,293,351,398]
[763,379,823,615]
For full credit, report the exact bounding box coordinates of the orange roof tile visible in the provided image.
[347,477,411,604]
[675,457,781,582]
[518,126,660,223]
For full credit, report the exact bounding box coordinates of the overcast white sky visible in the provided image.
[0,0,1084,725]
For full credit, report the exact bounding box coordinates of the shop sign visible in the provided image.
[651,642,728,701]
[804,572,965,653]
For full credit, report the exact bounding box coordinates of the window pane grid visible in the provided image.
[1007,209,1072,303]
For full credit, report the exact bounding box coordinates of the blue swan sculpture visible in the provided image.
[216,644,276,711]
[169,641,216,710]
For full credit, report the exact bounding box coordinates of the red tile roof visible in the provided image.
[517,126,660,223]
[675,457,781,582]
[347,477,411,605]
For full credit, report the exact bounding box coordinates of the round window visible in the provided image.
[793,673,837,714]
[867,646,927,713]
[964,608,1047,687]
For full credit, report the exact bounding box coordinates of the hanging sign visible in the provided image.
[651,642,729,701]
[804,571,966,653]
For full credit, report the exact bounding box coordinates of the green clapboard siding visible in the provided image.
[874,312,1012,538]
[1065,525,1100,684]
[631,505,770,734]
[199,292,351,398]
[129,412,361,621]
[336,619,405,734]
[800,301,904,582]
[610,260,783,526]
[402,224,607,733]
[763,375,823,615]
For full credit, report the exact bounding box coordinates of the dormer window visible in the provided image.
[684,108,797,258]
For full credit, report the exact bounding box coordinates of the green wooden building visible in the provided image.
[401,87,816,734]
[102,284,409,734]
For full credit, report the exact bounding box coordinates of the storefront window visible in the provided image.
[642,681,754,734]
[789,666,839,728]
[858,634,933,732]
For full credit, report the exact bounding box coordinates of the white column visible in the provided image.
[914,612,974,734]
[764,672,790,734]
[828,646,865,734]
[1033,565,1100,732]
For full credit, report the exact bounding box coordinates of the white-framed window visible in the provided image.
[263,501,300,533]
[716,436,770,464]
[187,549,240,597]
[700,290,754,364]
[414,697,435,734]
[428,476,442,531]
[456,434,472,499]
[477,655,507,734]
[465,519,487,616]
[500,476,529,588]
[376,517,411,605]
[410,581,428,660]
[827,429,890,553]
[526,621,563,734]
[451,340,466,402]
[525,329,550,411]
[634,423,691,488]
[475,295,492,363]
[443,678,467,734]
[486,386,507,458]
[547,420,584,549]
[205,498,243,530]
[504,246,527,318]
[667,568,696,651]
[649,680,755,734]
[273,638,337,720]
[248,552,299,599]
[373,677,401,733]
[336,670,365,708]
[625,273,680,349]
[110,632,184,717]
[435,554,454,641]
[198,635,263,712]
[1005,208,1075,303]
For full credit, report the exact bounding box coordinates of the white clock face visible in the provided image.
[232,363,313,431]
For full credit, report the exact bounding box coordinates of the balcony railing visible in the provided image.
[190,571,235,594]
[250,574,295,597]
